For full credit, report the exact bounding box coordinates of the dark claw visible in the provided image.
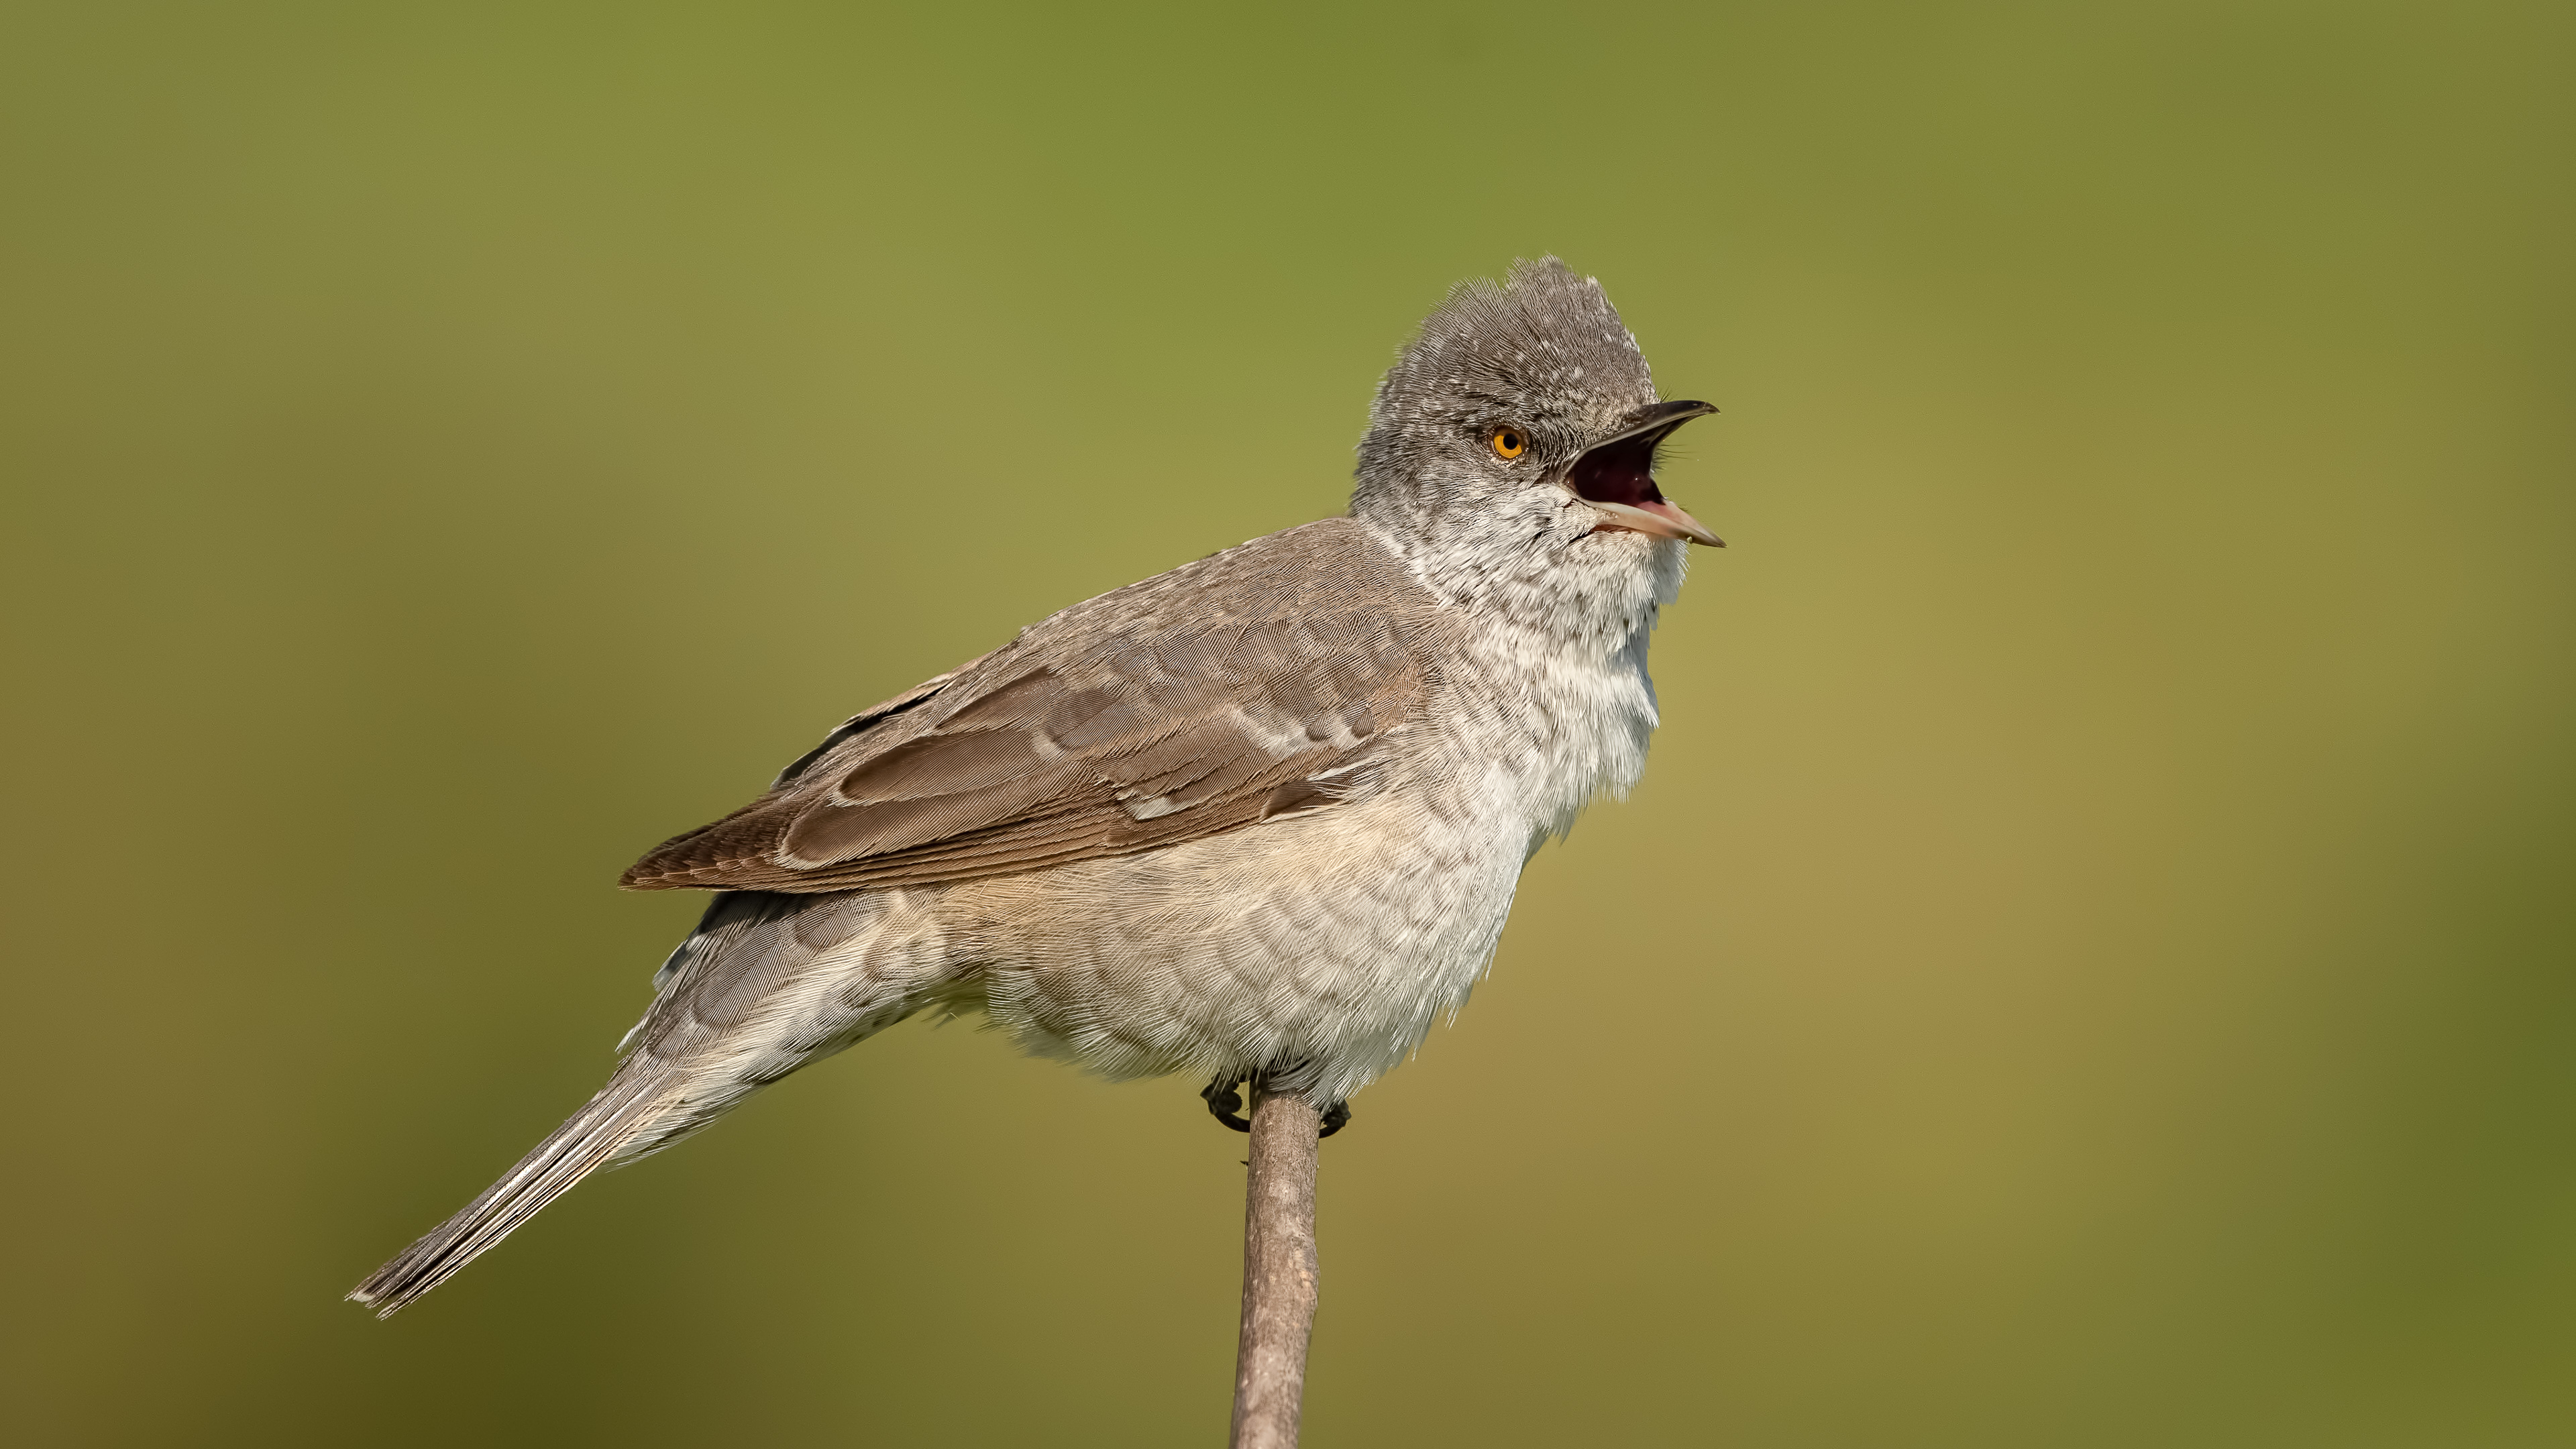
[1203,1075,1352,1139]
[1201,1077,1252,1133]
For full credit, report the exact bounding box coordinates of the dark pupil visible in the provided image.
[1502,432,1519,450]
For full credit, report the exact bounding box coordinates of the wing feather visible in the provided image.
[620,519,1438,894]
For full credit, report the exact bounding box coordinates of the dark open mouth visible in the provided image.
[1568,400,1715,508]
[1569,430,1671,508]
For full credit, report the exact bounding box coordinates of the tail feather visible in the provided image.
[352,889,916,1316]
[348,1066,687,1317]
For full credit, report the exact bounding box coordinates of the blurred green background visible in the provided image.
[4,1,2571,1444]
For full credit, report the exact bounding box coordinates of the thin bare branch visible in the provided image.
[1230,1086,1321,1449]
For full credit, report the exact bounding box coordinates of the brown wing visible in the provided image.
[761,653,991,792]
[621,520,1436,894]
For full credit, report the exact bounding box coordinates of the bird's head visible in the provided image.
[1349,258,1719,588]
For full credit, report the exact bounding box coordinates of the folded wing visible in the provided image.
[622,524,1433,894]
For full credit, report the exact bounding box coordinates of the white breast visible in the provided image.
[959,540,1684,1104]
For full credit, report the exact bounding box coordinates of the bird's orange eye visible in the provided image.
[1490,427,1527,460]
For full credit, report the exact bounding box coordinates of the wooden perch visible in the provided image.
[1229,1085,1321,1449]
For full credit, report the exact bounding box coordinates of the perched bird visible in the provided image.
[352,256,1722,1315]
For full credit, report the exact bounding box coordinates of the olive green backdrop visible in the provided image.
[4,2,2569,1445]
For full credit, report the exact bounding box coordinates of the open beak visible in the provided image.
[1567,399,1723,547]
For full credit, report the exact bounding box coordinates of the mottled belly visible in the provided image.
[946,787,1524,1102]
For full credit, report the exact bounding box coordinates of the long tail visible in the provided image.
[353,889,919,1315]
[347,1064,692,1317]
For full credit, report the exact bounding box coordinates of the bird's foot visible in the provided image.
[1201,1077,1252,1132]
[1200,1075,1350,1138]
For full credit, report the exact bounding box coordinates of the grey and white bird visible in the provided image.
[352,256,1722,1314]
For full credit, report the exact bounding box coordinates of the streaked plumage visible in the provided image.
[353,257,1721,1315]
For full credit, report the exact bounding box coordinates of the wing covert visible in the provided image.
[620,521,1436,894]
